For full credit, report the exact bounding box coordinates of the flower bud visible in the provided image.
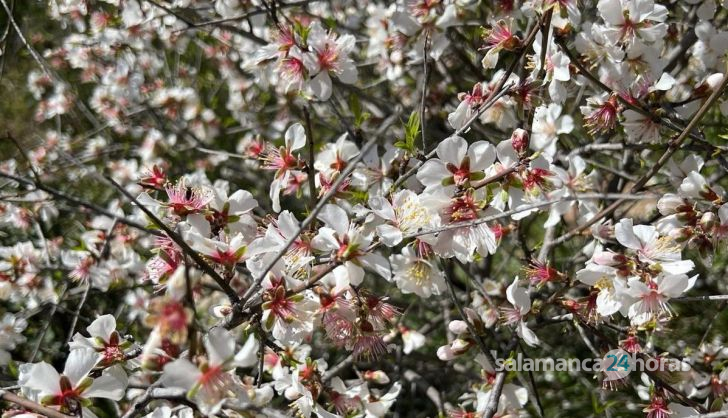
[700,211,718,231]
[657,194,683,215]
[593,251,619,265]
[669,227,692,243]
[510,128,529,154]
[451,338,471,352]
[437,345,456,361]
[363,370,390,384]
[448,320,469,335]
[705,73,724,91]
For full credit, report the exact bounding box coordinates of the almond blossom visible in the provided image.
[3,1,728,417]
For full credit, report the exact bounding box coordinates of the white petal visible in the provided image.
[87,314,116,342]
[468,141,496,171]
[437,136,468,166]
[309,71,332,101]
[204,327,236,366]
[162,358,201,391]
[25,362,61,396]
[360,252,392,280]
[317,204,350,235]
[64,348,101,388]
[416,160,449,188]
[285,123,307,151]
[84,365,127,400]
[234,334,259,368]
[376,224,403,247]
[614,219,641,250]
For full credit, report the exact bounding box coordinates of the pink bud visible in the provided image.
[363,370,391,384]
[510,128,529,154]
[592,251,618,266]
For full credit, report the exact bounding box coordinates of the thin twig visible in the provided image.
[549,68,728,247]
[105,176,242,307]
[303,106,318,205]
[236,114,397,312]
[420,32,430,151]
[0,171,160,236]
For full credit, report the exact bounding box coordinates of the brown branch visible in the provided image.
[0,390,73,418]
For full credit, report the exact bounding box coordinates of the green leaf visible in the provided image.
[394,111,422,155]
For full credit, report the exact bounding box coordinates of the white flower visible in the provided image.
[0,313,27,365]
[369,190,438,246]
[503,278,540,347]
[417,136,496,194]
[312,204,391,291]
[531,104,573,161]
[400,327,426,354]
[390,246,446,298]
[69,314,132,366]
[267,123,307,212]
[22,348,127,417]
[624,273,697,325]
[303,22,358,100]
[615,218,695,274]
[597,0,668,46]
[576,262,626,317]
[162,328,259,414]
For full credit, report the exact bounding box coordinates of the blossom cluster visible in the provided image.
[1,0,728,417]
